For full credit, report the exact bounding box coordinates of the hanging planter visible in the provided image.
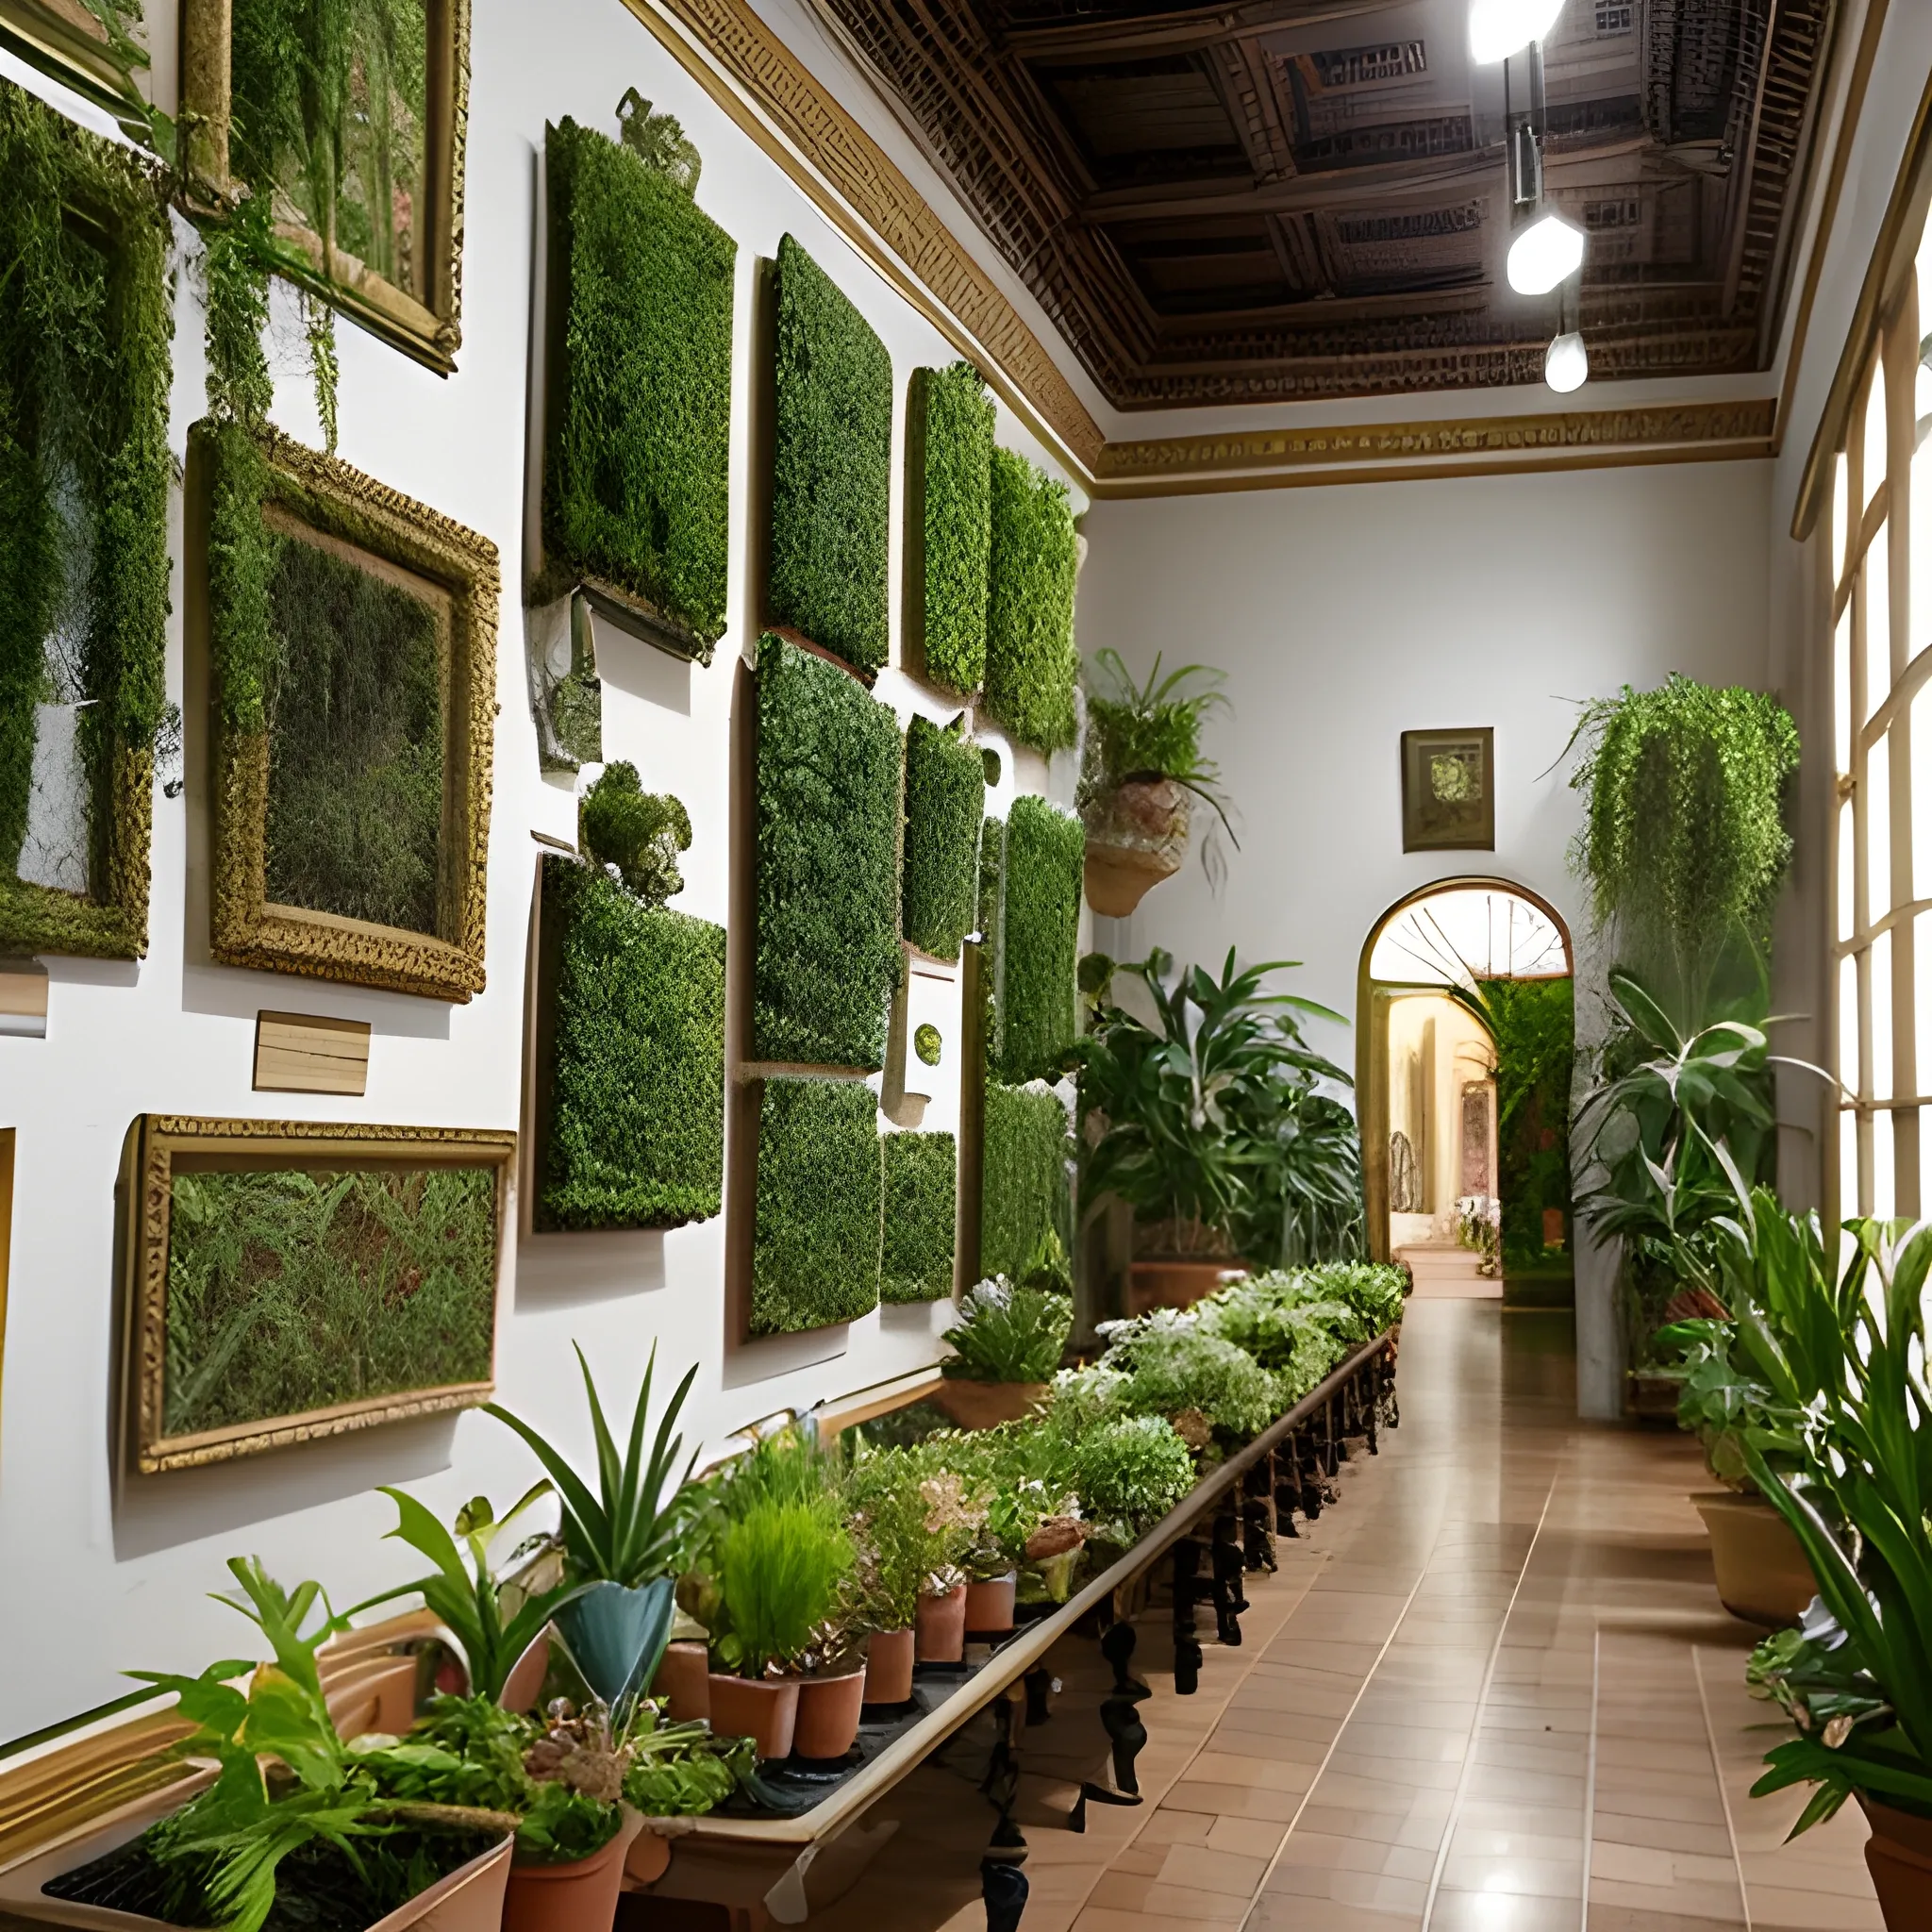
[1082,779,1191,917]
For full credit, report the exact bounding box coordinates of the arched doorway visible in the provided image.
[1357,882,1574,1298]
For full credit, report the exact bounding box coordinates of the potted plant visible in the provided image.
[908,1466,988,1664]
[934,1277,1073,1428]
[1094,1307,1283,1448]
[1076,949,1357,1311]
[486,1343,697,1714]
[1077,649,1233,916]
[843,1450,944,1704]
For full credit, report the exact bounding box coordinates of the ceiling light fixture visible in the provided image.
[1507,212,1586,294]
[1543,330,1588,393]
[1469,0,1566,64]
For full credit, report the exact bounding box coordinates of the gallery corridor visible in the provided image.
[829,1301,1881,1932]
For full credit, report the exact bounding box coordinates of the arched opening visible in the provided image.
[1357,881,1574,1302]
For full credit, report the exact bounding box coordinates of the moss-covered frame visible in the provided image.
[985,448,1079,753]
[179,0,472,372]
[533,855,726,1232]
[192,423,499,1001]
[122,1114,514,1474]
[902,714,985,963]
[537,114,735,662]
[750,1075,882,1336]
[0,81,173,962]
[908,362,992,695]
[980,1081,1069,1283]
[996,794,1083,1083]
[882,1127,956,1303]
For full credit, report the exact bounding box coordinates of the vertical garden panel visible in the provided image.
[984,448,1078,753]
[996,795,1083,1084]
[752,1076,883,1334]
[913,361,993,694]
[902,715,984,962]
[768,235,892,674]
[881,1127,957,1302]
[980,1082,1069,1284]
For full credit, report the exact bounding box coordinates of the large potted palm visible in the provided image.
[1076,948,1359,1311]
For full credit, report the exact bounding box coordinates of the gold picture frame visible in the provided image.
[191,423,498,1002]
[1401,727,1495,853]
[122,1114,515,1474]
[178,0,472,373]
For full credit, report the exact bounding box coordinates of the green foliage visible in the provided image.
[1077,649,1232,833]
[753,634,903,1068]
[713,1500,854,1676]
[843,1449,949,1628]
[914,1023,942,1066]
[997,795,1083,1082]
[942,1279,1071,1383]
[162,1168,497,1440]
[902,715,984,961]
[978,814,1005,1067]
[1097,1309,1280,1441]
[752,1077,883,1335]
[541,114,734,647]
[578,762,691,908]
[916,362,993,693]
[1067,1415,1193,1535]
[262,531,444,934]
[0,79,172,955]
[487,1343,699,1588]
[1076,948,1360,1266]
[981,1082,1070,1283]
[768,236,891,672]
[1569,675,1799,1015]
[539,858,725,1231]
[984,448,1077,752]
[881,1130,957,1303]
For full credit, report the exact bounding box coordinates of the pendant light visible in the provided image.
[1507,213,1586,295]
[1543,331,1588,392]
[1469,0,1566,63]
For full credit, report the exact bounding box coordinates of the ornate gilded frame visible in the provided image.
[122,1114,515,1474]
[192,423,498,1002]
[178,0,472,373]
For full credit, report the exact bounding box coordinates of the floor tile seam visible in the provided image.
[1691,1641,1756,1932]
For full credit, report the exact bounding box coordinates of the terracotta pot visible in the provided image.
[964,1573,1017,1634]
[622,1828,671,1888]
[1859,1794,1932,1927]
[863,1626,915,1704]
[794,1669,867,1758]
[1083,780,1191,917]
[933,1378,1049,1429]
[915,1583,968,1663]
[706,1672,800,1759]
[1625,1371,1681,1422]
[1693,1491,1816,1628]
[324,1653,420,1740]
[1128,1258,1246,1313]
[503,1815,641,1932]
[648,1640,710,1724]
[499,1630,550,1714]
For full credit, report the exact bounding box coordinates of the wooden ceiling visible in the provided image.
[810,0,1834,408]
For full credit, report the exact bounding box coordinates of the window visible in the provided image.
[1824,214,1932,1218]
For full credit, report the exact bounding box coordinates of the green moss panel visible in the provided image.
[754,633,904,1069]
[997,794,1083,1084]
[539,857,726,1231]
[752,1076,883,1335]
[541,117,735,651]
[881,1128,957,1303]
[915,362,992,693]
[902,715,984,962]
[977,812,1005,1073]
[983,448,1078,753]
[980,1082,1069,1285]
[768,236,892,674]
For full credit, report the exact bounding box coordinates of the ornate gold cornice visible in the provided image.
[1091,400,1779,497]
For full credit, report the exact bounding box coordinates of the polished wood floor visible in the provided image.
[823,1300,1881,1932]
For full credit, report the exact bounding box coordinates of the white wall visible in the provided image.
[0,0,1080,1740]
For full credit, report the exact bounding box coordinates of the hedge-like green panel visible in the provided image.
[998,795,1083,1084]
[903,715,984,961]
[541,117,735,652]
[981,1082,1069,1283]
[754,634,904,1068]
[881,1128,957,1303]
[538,857,725,1231]
[752,1077,882,1334]
[983,448,1078,753]
[916,362,992,694]
[769,236,891,674]
[978,813,1006,1072]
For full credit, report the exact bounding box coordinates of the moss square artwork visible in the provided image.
[980,1082,1068,1283]
[902,714,984,962]
[993,795,1083,1084]
[1401,726,1494,852]
[751,1077,882,1335]
[913,361,993,694]
[126,1117,514,1473]
[984,448,1078,753]
[881,1127,956,1303]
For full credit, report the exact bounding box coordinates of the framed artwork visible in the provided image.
[179,0,472,372]
[122,1115,514,1474]
[1402,727,1494,852]
[192,423,498,1002]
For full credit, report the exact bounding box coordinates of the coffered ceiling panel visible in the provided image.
[809,0,1834,408]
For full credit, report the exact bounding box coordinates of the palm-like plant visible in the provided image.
[1077,649,1235,837]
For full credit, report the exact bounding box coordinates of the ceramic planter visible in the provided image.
[915,1583,968,1663]
[622,1828,672,1888]
[863,1627,915,1704]
[324,1651,421,1740]
[1859,1794,1932,1927]
[964,1573,1017,1635]
[499,1630,551,1714]
[933,1378,1048,1430]
[793,1669,866,1759]
[648,1639,710,1724]
[1693,1491,1816,1628]
[1083,779,1191,917]
[554,1577,674,1711]
[706,1672,800,1759]
[1127,1258,1245,1313]
[502,1814,642,1932]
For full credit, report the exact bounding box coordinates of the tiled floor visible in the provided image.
[821,1301,1881,1932]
